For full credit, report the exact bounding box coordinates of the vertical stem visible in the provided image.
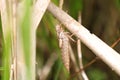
[77,12,88,80]
[18,0,36,80]
[12,0,17,80]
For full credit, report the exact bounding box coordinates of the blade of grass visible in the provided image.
[2,33,11,80]
[20,0,33,80]
[0,0,13,80]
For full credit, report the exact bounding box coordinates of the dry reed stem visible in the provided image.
[47,2,120,76]
[85,37,120,70]
[77,12,88,80]
[32,0,50,30]
[11,0,17,80]
[69,44,83,79]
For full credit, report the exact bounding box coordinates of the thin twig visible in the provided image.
[69,44,78,69]
[69,57,99,79]
[111,37,120,48]
[77,12,88,80]
[59,0,63,9]
[69,43,83,80]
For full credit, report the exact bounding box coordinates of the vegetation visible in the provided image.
[0,0,120,80]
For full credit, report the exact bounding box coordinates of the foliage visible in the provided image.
[87,68,107,80]
[20,0,32,80]
[0,0,120,80]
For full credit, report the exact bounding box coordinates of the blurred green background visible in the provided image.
[1,0,120,80]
